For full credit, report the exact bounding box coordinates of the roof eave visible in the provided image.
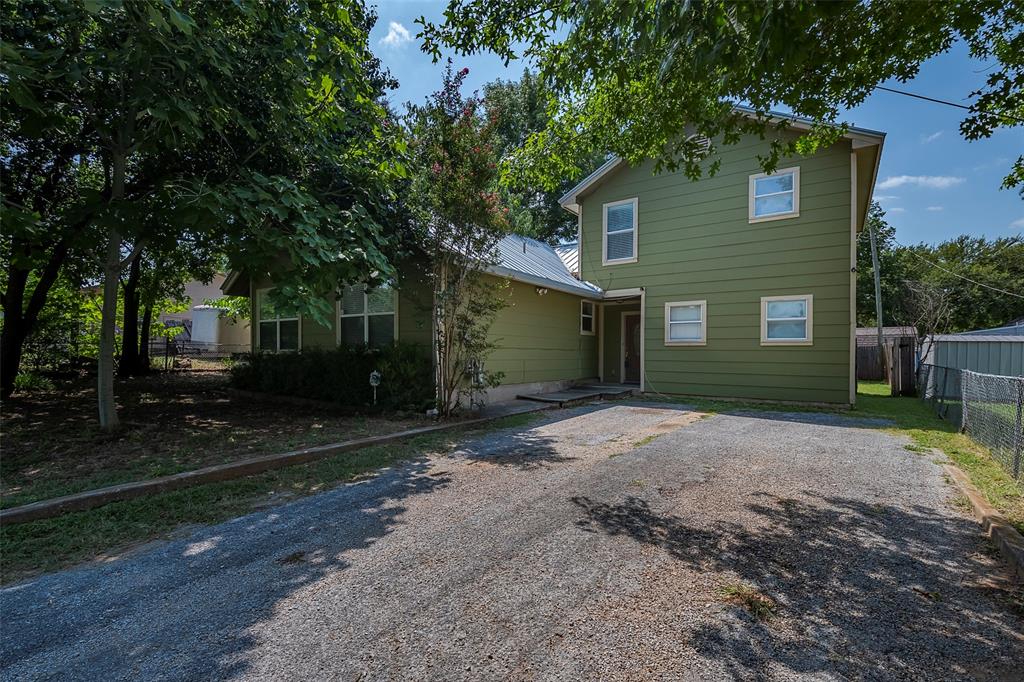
[485,264,603,299]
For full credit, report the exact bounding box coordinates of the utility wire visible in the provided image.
[891,237,1024,299]
[874,85,1024,125]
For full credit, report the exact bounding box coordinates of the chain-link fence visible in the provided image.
[962,370,1024,481]
[916,363,964,425]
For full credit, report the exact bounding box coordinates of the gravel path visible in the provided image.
[2,402,1022,681]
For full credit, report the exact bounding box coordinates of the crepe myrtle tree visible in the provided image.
[407,65,511,417]
[3,0,406,426]
[419,1,1024,194]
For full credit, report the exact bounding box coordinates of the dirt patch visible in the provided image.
[1,372,428,509]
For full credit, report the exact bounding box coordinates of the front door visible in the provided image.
[622,312,641,384]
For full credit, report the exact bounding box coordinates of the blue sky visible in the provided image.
[370,2,1023,246]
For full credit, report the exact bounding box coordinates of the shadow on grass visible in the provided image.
[571,492,1023,679]
[0,457,450,679]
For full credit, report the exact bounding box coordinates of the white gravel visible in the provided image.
[2,402,1021,681]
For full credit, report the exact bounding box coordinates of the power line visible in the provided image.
[874,85,1024,125]
[891,238,1024,299]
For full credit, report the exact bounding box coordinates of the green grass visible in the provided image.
[719,582,776,621]
[0,412,538,584]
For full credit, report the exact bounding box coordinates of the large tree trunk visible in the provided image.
[118,254,142,378]
[0,239,72,398]
[138,302,153,372]
[97,146,129,430]
[97,228,123,429]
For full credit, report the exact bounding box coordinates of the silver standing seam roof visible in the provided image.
[489,234,601,298]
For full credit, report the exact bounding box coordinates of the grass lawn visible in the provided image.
[1,372,429,509]
[0,407,538,585]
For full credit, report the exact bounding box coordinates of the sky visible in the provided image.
[370,1,1023,247]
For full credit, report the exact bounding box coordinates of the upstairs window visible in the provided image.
[664,300,707,346]
[339,283,397,348]
[749,167,800,222]
[761,295,813,345]
[602,198,638,264]
[580,300,595,335]
[257,289,299,352]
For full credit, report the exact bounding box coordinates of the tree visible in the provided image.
[406,65,511,417]
[855,209,1024,333]
[420,1,1023,193]
[482,70,605,243]
[3,1,406,426]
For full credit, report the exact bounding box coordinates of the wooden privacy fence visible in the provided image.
[856,336,916,395]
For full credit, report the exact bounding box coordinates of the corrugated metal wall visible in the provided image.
[933,338,1024,377]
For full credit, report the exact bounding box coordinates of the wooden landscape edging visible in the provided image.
[0,404,552,525]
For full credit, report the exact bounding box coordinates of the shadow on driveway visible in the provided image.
[571,492,1023,679]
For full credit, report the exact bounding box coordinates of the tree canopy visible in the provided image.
[2,0,408,421]
[420,1,1023,192]
[857,204,1024,333]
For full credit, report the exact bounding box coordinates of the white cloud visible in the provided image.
[876,175,965,190]
[926,206,944,212]
[921,131,943,144]
[379,21,412,48]
[1010,217,1024,230]
[886,207,906,214]
[873,194,899,202]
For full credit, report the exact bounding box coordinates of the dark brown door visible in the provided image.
[623,313,641,384]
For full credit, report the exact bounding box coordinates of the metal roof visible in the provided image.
[489,234,602,298]
[553,242,579,275]
[932,335,1024,343]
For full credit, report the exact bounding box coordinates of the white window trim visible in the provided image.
[760,294,813,346]
[602,197,638,265]
[336,285,399,347]
[664,300,707,346]
[749,166,800,223]
[580,299,596,335]
[255,287,301,352]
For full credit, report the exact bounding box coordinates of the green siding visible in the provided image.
[580,135,854,404]
[486,278,599,385]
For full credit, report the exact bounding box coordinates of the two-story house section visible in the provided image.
[227,114,883,408]
[559,119,884,406]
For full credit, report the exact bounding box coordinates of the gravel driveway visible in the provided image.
[2,402,1022,681]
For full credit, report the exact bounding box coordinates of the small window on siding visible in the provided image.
[603,198,638,264]
[761,295,813,345]
[580,300,595,335]
[664,300,706,346]
[257,289,299,352]
[339,283,397,348]
[749,167,800,222]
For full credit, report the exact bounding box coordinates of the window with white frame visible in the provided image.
[580,300,595,335]
[761,295,813,345]
[664,300,706,345]
[749,167,800,222]
[603,198,638,264]
[257,288,299,352]
[339,283,397,348]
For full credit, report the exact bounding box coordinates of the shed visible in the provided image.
[856,326,917,381]
[926,334,1024,378]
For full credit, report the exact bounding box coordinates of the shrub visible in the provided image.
[12,372,56,393]
[229,343,434,413]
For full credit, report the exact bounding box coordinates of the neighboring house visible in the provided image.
[224,115,884,406]
[159,274,250,349]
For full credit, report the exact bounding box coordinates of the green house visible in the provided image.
[224,117,884,407]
